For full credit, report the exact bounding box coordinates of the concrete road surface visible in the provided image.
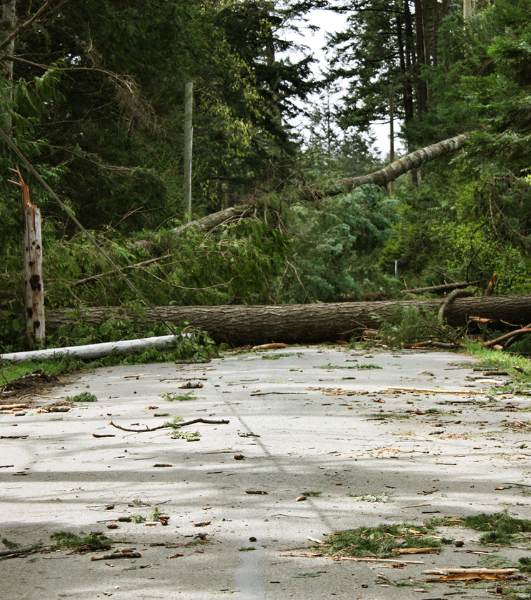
[1,346,530,599]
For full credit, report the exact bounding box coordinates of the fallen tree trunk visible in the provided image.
[400,281,479,295]
[46,294,531,346]
[296,134,468,201]
[171,205,251,235]
[171,134,469,235]
[0,334,187,363]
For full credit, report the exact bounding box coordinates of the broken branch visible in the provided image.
[483,328,531,348]
[109,418,229,433]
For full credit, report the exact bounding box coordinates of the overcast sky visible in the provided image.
[286,8,402,156]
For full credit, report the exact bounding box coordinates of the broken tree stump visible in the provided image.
[15,170,45,348]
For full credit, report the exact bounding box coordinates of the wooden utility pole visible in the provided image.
[389,82,395,195]
[184,81,194,223]
[463,0,472,20]
[14,170,45,348]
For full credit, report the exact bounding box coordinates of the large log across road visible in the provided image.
[47,294,531,346]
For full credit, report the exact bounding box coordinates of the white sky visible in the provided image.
[285,8,403,156]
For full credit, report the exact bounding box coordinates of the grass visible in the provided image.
[462,512,531,545]
[301,490,322,497]
[261,353,300,360]
[321,523,441,558]
[66,392,97,402]
[51,531,112,551]
[466,342,531,381]
[0,360,73,386]
[131,514,146,523]
[2,538,20,549]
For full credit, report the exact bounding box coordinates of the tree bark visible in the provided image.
[20,173,45,347]
[0,334,187,362]
[1,0,16,131]
[296,134,468,201]
[171,205,251,235]
[400,281,479,295]
[172,134,469,235]
[46,295,531,346]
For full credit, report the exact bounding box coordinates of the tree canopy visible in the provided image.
[1,0,531,352]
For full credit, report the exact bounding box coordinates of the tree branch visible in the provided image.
[109,418,230,433]
[0,0,57,53]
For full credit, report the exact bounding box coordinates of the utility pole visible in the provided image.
[183,82,194,223]
[463,0,472,20]
[389,81,395,195]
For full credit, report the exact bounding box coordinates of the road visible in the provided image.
[1,346,529,599]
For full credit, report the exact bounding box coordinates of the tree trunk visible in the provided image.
[171,205,251,235]
[1,0,16,131]
[20,174,45,347]
[0,334,187,363]
[296,134,468,201]
[170,134,468,236]
[400,281,480,295]
[47,295,531,346]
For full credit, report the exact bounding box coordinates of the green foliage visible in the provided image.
[66,392,97,403]
[131,515,146,524]
[50,531,112,551]
[275,185,398,303]
[376,305,456,347]
[2,538,21,549]
[462,512,531,545]
[323,523,440,558]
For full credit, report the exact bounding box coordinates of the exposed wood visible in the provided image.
[16,171,46,348]
[74,254,171,286]
[387,387,483,394]
[392,547,439,554]
[484,329,531,348]
[400,281,479,295]
[171,205,251,235]
[279,552,423,565]
[424,568,517,575]
[46,294,531,346]
[0,334,189,362]
[0,404,29,411]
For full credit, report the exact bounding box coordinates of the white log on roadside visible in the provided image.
[0,334,188,363]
